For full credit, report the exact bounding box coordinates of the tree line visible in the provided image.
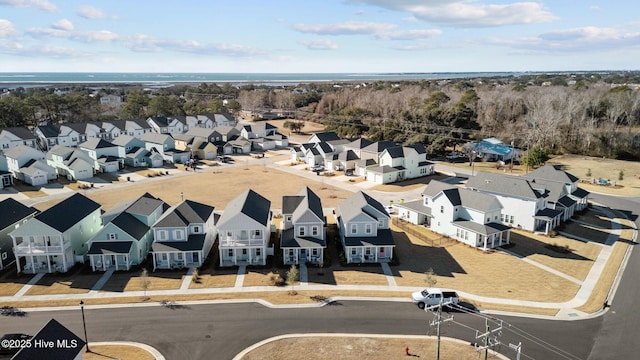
[1,72,639,160]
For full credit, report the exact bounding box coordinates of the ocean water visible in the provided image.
[0,72,531,87]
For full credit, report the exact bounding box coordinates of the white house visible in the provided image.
[4,145,56,185]
[334,191,395,264]
[151,199,217,270]
[281,187,326,265]
[46,146,95,180]
[10,193,103,274]
[147,116,186,134]
[217,189,273,267]
[78,138,121,173]
[366,144,434,185]
[140,132,175,163]
[0,127,37,150]
[523,165,589,212]
[0,198,38,270]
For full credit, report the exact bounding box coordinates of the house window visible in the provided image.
[378,220,384,228]
[1,252,6,260]
[365,224,372,234]
[193,226,200,233]
[161,253,168,261]
[174,230,184,240]
[487,217,490,222]
[440,206,444,213]
[351,248,357,255]
[286,215,292,222]
[312,249,318,256]
[226,231,233,238]
[311,226,319,236]
[299,227,305,236]
[509,215,514,224]
[256,248,261,256]
[108,233,118,240]
[242,249,247,255]
[350,224,357,234]
[158,230,168,241]
[176,253,183,260]
[228,249,233,257]
[289,249,294,256]
[254,230,261,237]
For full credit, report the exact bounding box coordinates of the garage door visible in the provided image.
[31,175,46,186]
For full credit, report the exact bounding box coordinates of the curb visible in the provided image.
[89,341,165,360]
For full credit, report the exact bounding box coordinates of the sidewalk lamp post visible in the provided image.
[471,150,477,177]
[79,300,90,353]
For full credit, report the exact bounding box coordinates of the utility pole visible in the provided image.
[475,319,503,359]
[509,342,522,360]
[427,301,453,360]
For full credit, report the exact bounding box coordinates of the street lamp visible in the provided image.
[471,150,477,177]
[79,300,90,353]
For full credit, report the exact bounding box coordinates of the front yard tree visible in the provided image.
[521,146,549,169]
[424,267,437,288]
[286,264,299,295]
[141,268,151,301]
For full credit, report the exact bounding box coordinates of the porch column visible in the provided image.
[102,255,106,271]
[16,255,22,273]
[183,253,187,268]
[545,221,550,234]
[90,256,95,272]
[114,255,119,271]
[46,256,52,273]
[483,236,488,250]
[61,254,66,273]
[153,253,157,271]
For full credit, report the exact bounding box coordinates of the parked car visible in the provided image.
[411,288,460,309]
[385,205,396,214]
[311,165,324,172]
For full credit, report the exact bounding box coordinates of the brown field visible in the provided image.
[333,268,388,286]
[100,269,185,292]
[241,336,505,360]
[26,272,102,296]
[84,345,155,360]
[0,270,31,296]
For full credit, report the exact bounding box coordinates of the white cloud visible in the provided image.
[0,19,17,37]
[0,0,56,12]
[348,0,557,27]
[123,34,264,57]
[375,29,442,40]
[293,21,397,35]
[77,5,117,20]
[298,39,338,50]
[51,19,74,31]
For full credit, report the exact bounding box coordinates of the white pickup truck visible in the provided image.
[411,288,460,309]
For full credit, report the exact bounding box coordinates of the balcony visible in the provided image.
[14,243,68,256]
[219,237,266,247]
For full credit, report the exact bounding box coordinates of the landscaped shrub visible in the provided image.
[267,271,285,286]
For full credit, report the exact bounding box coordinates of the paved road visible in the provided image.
[0,301,602,360]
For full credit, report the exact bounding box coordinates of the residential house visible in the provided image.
[366,144,434,184]
[146,116,186,134]
[140,132,174,162]
[88,193,167,271]
[466,172,561,234]
[10,193,102,274]
[11,319,85,360]
[359,140,397,161]
[227,136,252,154]
[46,146,95,180]
[34,123,61,151]
[429,183,511,250]
[125,147,164,168]
[281,187,326,265]
[111,134,145,158]
[343,138,373,159]
[334,191,395,264]
[105,119,152,138]
[290,143,314,163]
[4,145,56,185]
[308,131,340,144]
[217,189,273,267]
[0,198,38,270]
[238,122,279,150]
[78,138,121,173]
[396,180,454,226]
[214,125,241,142]
[63,122,106,143]
[522,165,589,211]
[151,199,217,270]
[184,115,214,129]
[354,158,377,177]
[209,113,236,127]
[0,127,37,149]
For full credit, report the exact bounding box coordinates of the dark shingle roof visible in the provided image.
[282,196,304,215]
[12,319,84,360]
[3,127,35,140]
[79,138,116,149]
[385,146,405,159]
[111,212,150,239]
[218,189,271,227]
[154,200,214,228]
[152,234,205,251]
[37,124,60,138]
[35,193,101,232]
[0,198,37,230]
[88,241,134,255]
[125,192,165,216]
[310,131,340,142]
[280,228,326,248]
[344,228,395,246]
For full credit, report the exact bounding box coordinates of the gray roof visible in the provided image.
[338,150,359,161]
[280,228,326,248]
[440,187,502,213]
[310,131,340,142]
[355,158,377,167]
[36,124,60,138]
[347,137,373,149]
[336,191,388,224]
[523,165,580,184]
[141,132,173,144]
[111,134,139,146]
[88,240,134,255]
[154,200,214,228]
[282,187,324,222]
[394,199,431,216]
[385,146,405,159]
[152,234,205,252]
[79,137,116,149]
[35,193,101,232]
[367,165,400,174]
[362,140,397,154]
[217,189,271,227]
[407,143,427,154]
[2,127,35,140]
[111,212,150,239]
[12,319,84,360]
[0,198,37,230]
[466,172,544,200]
[344,228,395,247]
[125,192,166,217]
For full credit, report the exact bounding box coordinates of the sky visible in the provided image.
[0,0,639,73]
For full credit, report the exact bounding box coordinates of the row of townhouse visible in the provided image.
[2,186,395,274]
[291,131,435,185]
[395,165,590,250]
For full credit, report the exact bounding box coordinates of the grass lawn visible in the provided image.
[100,269,184,292]
[26,271,102,296]
[84,345,155,360]
[241,335,504,360]
[0,268,32,296]
[390,224,581,303]
[333,268,388,286]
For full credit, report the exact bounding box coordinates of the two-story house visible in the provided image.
[87,193,168,271]
[0,127,37,150]
[4,145,56,186]
[280,187,326,265]
[523,165,590,212]
[217,189,273,267]
[0,198,38,270]
[334,191,395,264]
[46,145,95,180]
[466,172,562,234]
[78,138,121,173]
[366,144,434,184]
[147,116,186,134]
[430,184,511,250]
[10,193,102,274]
[151,199,217,270]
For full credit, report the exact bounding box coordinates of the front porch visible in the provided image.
[153,251,202,271]
[89,254,132,272]
[346,246,393,264]
[219,245,274,267]
[18,253,73,274]
[282,247,324,266]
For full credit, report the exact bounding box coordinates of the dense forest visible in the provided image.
[1,72,639,160]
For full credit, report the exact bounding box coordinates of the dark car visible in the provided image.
[0,333,32,355]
